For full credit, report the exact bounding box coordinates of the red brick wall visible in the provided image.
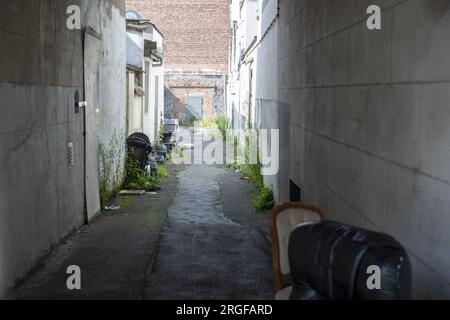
[126,0,229,72]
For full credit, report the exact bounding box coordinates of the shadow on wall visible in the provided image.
[164,85,191,121]
[164,86,174,118]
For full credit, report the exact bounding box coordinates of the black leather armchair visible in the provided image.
[288,221,412,300]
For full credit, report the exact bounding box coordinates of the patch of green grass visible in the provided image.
[227,127,274,212]
[100,187,113,209]
[235,163,274,212]
[240,164,264,189]
[214,116,230,140]
[100,182,122,209]
[124,153,162,192]
[196,119,217,128]
[127,176,161,191]
[157,164,170,178]
[252,186,274,211]
[170,148,184,160]
[180,115,198,127]
[99,129,126,209]
[116,196,131,207]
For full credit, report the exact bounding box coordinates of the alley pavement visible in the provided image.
[143,165,273,299]
[10,166,180,300]
[10,129,274,299]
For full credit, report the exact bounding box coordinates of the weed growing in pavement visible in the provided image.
[214,116,230,142]
[99,129,126,208]
[228,131,275,212]
[124,153,170,192]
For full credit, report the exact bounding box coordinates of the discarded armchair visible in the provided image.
[270,203,412,300]
[269,202,326,299]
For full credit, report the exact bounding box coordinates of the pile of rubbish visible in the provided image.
[126,132,170,175]
[162,118,179,151]
[125,119,179,175]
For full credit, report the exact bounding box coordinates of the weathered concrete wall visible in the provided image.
[0,0,126,297]
[83,0,127,194]
[149,63,164,140]
[279,0,450,298]
[0,0,85,297]
[126,28,144,70]
[143,29,164,143]
[165,71,226,121]
[255,0,285,202]
[126,69,144,135]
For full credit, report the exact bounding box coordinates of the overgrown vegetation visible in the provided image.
[196,119,217,128]
[98,127,172,209]
[226,125,275,212]
[157,164,170,178]
[214,116,230,142]
[124,153,170,192]
[238,163,274,211]
[116,196,132,207]
[170,147,185,160]
[252,185,274,211]
[179,115,198,127]
[193,116,230,140]
[99,130,126,208]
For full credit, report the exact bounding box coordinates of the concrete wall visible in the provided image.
[255,0,286,202]
[143,59,155,141]
[0,0,126,297]
[228,0,258,132]
[244,0,259,49]
[149,62,164,140]
[126,28,144,69]
[228,0,287,201]
[127,24,165,143]
[84,0,127,198]
[143,28,164,143]
[126,69,144,136]
[279,0,450,298]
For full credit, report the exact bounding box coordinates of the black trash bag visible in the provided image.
[126,132,152,170]
[154,142,168,158]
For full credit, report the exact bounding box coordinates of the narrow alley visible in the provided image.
[2,0,450,305]
[143,165,272,300]
[10,128,273,299]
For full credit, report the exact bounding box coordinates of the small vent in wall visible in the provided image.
[290,180,302,202]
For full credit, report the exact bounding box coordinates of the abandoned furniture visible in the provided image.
[154,142,168,162]
[162,118,179,151]
[288,221,412,300]
[269,202,326,300]
[126,132,152,170]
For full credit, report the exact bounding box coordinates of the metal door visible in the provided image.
[187,96,203,121]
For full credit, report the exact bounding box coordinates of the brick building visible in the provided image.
[126,0,229,121]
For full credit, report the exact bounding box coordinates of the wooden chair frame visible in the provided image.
[269,202,326,292]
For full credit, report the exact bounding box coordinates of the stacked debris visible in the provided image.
[126,132,152,170]
[126,132,170,176]
[162,118,179,151]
